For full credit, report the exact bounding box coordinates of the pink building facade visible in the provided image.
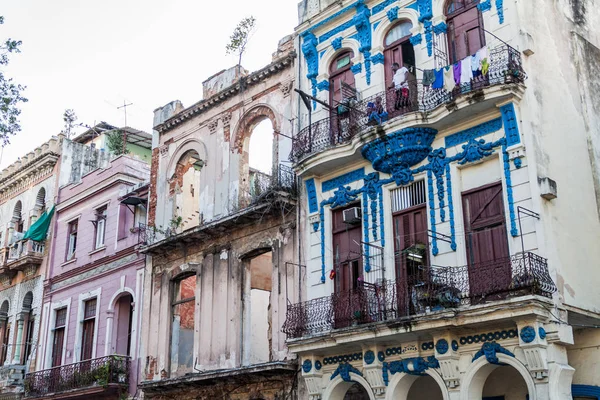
[33,156,149,399]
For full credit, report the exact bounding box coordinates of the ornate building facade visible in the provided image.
[284,0,600,399]
[138,36,302,399]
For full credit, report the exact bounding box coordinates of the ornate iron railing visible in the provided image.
[24,355,130,398]
[291,44,526,163]
[282,252,555,339]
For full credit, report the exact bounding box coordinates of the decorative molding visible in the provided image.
[538,327,546,340]
[371,52,384,64]
[502,143,519,237]
[378,351,385,362]
[520,326,536,343]
[305,179,318,214]
[303,359,313,373]
[387,6,399,22]
[323,353,363,365]
[459,329,518,345]
[315,360,322,370]
[445,164,457,250]
[472,342,515,364]
[332,37,343,50]
[373,0,398,14]
[451,340,459,351]
[382,356,439,385]
[496,0,505,23]
[514,158,522,169]
[420,342,434,351]
[500,103,521,146]
[331,362,363,382]
[436,339,449,355]
[317,80,330,92]
[477,0,492,11]
[221,113,232,127]
[428,170,439,255]
[208,120,218,134]
[410,34,423,45]
[280,80,294,97]
[301,32,319,109]
[351,63,363,74]
[364,350,375,365]
[445,118,503,148]
[572,385,600,399]
[433,22,447,35]
[322,168,365,192]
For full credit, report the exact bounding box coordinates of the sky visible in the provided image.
[0,0,300,170]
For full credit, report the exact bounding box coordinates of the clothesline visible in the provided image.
[423,46,490,91]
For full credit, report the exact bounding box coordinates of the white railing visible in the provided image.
[7,240,45,261]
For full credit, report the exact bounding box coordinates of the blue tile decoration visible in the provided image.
[331,362,363,381]
[500,103,521,146]
[322,168,366,192]
[436,339,449,355]
[445,118,503,148]
[382,356,439,385]
[303,359,312,373]
[364,350,375,365]
[472,342,515,364]
[305,178,318,214]
[520,326,536,343]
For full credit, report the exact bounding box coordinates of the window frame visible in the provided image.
[170,273,196,375]
[94,206,107,249]
[66,220,78,261]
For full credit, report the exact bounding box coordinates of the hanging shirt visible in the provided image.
[443,66,455,92]
[471,52,481,72]
[422,69,436,86]
[453,62,462,86]
[432,68,444,89]
[393,67,409,88]
[460,57,473,84]
[481,57,490,75]
[478,47,489,75]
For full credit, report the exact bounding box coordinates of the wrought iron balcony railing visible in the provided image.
[24,355,130,398]
[291,44,525,163]
[282,252,555,339]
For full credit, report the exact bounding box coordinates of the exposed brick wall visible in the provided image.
[168,159,194,196]
[148,148,159,226]
[233,105,280,154]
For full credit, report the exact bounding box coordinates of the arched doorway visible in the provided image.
[324,375,375,400]
[0,300,10,365]
[482,365,529,399]
[445,0,485,64]
[343,382,371,399]
[329,50,357,143]
[407,375,444,400]
[113,294,133,356]
[384,20,416,116]
[169,150,202,231]
[21,292,34,365]
[385,371,449,400]
[248,119,274,199]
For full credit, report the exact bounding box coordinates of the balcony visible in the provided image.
[138,164,297,248]
[282,252,555,339]
[24,355,130,399]
[5,240,45,273]
[291,44,525,163]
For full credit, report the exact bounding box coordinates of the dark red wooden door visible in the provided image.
[393,205,428,317]
[331,206,364,328]
[447,4,485,63]
[329,51,356,143]
[51,328,64,367]
[462,183,511,300]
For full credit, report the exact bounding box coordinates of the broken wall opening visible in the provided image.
[170,274,196,376]
[169,150,202,231]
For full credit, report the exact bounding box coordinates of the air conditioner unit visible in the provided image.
[342,207,361,224]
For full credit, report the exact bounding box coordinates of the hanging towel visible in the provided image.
[471,52,482,78]
[432,68,444,89]
[422,69,436,86]
[453,62,461,86]
[460,57,473,83]
[478,46,489,75]
[481,57,490,75]
[443,66,455,92]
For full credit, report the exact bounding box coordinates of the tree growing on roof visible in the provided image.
[0,16,28,146]
[106,130,129,156]
[62,109,77,138]
[225,16,256,67]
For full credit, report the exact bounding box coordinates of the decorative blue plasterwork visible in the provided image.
[364,350,375,365]
[424,20,433,56]
[331,363,363,382]
[303,359,312,373]
[520,326,536,343]
[472,342,515,364]
[460,329,518,345]
[322,168,365,192]
[478,0,492,11]
[572,385,600,399]
[421,342,434,351]
[416,0,433,22]
[330,186,360,209]
[514,158,522,169]
[362,190,371,272]
[496,0,505,23]
[312,222,320,232]
[452,340,459,351]
[351,63,363,74]
[428,148,447,222]
[378,184,385,246]
[323,353,363,365]
[433,22,447,35]
[320,206,326,282]
[427,170,439,255]
[317,80,330,92]
[332,37,343,50]
[502,143,519,236]
[353,1,373,85]
[305,179,318,214]
[362,128,438,174]
[459,138,497,165]
[436,339,449,355]
[364,173,380,242]
[500,103,521,146]
[372,0,398,15]
[371,52,384,64]
[373,21,381,31]
[315,360,322,370]
[378,351,385,362]
[445,164,457,250]
[410,33,423,45]
[301,32,319,110]
[320,19,356,43]
[387,6,399,22]
[382,356,439,385]
[539,327,546,340]
[319,50,326,59]
[445,118,503,148]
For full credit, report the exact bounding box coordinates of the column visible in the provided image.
[104,310,114,355]
[11,312,25,364]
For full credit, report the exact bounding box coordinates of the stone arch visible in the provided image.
[12,201,22,222]
[0,300,8,317]
[318,40,362,77]
[21,292,33,311]
[432,0,451,21]
[232,104,280,154]
[322,373,376,400]
[166,138,208,181]
[460,353,537,400]
[372,9,420,52]
[385,369,449,400]
[35,188,46,210]
[107,287,136,313]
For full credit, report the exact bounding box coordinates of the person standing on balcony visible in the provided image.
[390,62,409,110]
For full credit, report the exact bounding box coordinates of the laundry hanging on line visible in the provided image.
[422,46,490,90]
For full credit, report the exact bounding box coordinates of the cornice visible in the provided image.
[154,51,297,134]
[0,152,60,205]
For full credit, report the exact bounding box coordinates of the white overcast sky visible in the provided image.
[0,0,300,170]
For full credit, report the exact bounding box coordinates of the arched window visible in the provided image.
[0,300,9,365]
[12,201,23,233]
[169,151,202,231]
[171,273,195,376]
[248,120,274,198]
[113,293,133,356]
[22,292,34,364]
[445,0,485,63]
[385,20,413,46]
[384,21,416,116]
[329,50,356,107]
[35,188,46,213]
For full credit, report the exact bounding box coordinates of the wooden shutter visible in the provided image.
[80,299,97,361]
[447,5,485,63]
